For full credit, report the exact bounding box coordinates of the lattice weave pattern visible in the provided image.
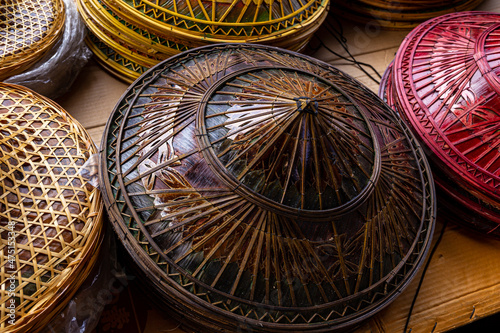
[0,84,102,331]
[0,0,65,80]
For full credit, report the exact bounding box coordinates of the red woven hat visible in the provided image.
[381,11,500,236]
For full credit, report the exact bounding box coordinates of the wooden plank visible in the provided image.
[86,125,107,146]
[315,15,408,58]
[321,1,500,74]
[476,1,500,11]
[358,222,500,333]
[317,47,399,92]
[55,58,128,146]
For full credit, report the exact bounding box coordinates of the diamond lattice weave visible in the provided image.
[0,0,65,80]
[0,83,103,333]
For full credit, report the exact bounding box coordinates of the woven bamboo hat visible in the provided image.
[0,83,104,332]
[0,0,66,80]
[330,0,483,30]
[380,12,500,236]
[100,44,436,332]
[76,0,329,82]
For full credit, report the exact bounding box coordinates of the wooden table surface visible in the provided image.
[55,1,500,332]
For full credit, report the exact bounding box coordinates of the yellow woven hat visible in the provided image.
[77,0,329,81]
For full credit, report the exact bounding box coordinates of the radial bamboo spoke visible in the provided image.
[310,113,323,209]
[272,216,296,306]
[287,218,341,299]
[138,192,233,212]
[190,204,257,276]
[249,214,267,301]
[172,201,254,264]
[207,107,290,133]
[229,210,267,297]
[123,103,198,169]
[101,44,435,329]
[450,121,500,146]
[148,195,241,233]
[463,128,500,159]
[280,116,303,203]
[232,112,300,178]
[125,148,199,185]
[162,200,249,256]
[311,117,342,203]
[442,110,498,134]
[222,109,298,168]
[210,208,264,289]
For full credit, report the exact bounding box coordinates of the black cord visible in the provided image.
[403,219,449,333]
[312,15,382,85]
[325,17,348,48]
[312,35,382,85]
[325,18,382,82]
[325,20,379,72]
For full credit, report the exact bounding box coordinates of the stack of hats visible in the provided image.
[0,0,65,80]
[379,12,500,236]
[0,83,104,332]
[100,44,436,333]
[330,0,483,29]
[76,0,329,82]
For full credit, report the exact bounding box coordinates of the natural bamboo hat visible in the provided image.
[0,83,103,333]
[100,44,436,332]
[0,0,65,80]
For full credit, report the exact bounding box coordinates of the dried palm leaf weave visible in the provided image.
[76,0,329,82]
[379,12,500,236]
[0,83,103,333]
[0,0,66,80]
[330,0,483,30]
[100,44,436,332]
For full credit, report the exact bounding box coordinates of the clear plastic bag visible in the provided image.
[39,225,132,333]
[79,154,100,189]
[37,154,128,333]
[4,0,92,99]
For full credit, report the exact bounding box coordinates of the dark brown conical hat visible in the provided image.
[100,44,435,332]
[330,0,483,30]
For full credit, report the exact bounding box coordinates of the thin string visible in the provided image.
[312,15,382,85]
[403,219,449,333]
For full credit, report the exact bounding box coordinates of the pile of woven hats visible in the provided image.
[380,11,500,236]
[0,83,103,332]
[76,0,329,82]
[330,0,483,29]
